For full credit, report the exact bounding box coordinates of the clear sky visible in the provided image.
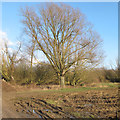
[1,2,118,69]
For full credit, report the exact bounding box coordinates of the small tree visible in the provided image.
[2,42,22,83]
[23,37,37,83]
[21,3,103,87]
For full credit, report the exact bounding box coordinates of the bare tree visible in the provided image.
[2,42,22,83]
[23,37,37,83]
[21,3,103,87]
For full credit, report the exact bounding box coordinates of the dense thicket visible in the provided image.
[2,59,120,85]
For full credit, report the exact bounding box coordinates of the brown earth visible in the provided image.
[2,80,27,118]
[1,79,120,119]
[2,80,17,92]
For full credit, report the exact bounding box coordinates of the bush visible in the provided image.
[103,69,119,82]
[13,61,32,85]
[35,62,58,85]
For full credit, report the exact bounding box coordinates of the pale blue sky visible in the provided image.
[2,2,118,68]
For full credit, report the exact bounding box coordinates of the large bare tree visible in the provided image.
[21,3,103,87]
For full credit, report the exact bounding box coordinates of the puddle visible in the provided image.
[70,116,76,119]
[32,109,42,118]
[27,110,31,113]
[26,108,42,118]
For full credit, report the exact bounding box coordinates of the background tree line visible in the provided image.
[2,45,119,86]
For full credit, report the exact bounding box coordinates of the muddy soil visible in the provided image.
[13,88,119,119]
[2,80,120,119]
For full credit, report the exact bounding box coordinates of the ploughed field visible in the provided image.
[13,87,119,119]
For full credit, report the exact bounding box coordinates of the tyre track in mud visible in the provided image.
[14,98,75,119]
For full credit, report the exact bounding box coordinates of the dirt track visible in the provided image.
[2,80,120,119]
[2,80,32,118]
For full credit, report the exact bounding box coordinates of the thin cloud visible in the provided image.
[0,31,22,63]
[0,30,15,50]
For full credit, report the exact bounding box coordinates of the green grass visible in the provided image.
[17,82,119,95]
[17,87,107,94]
[46,99,63,107]
[57,87,99,93]
[72,112,81,118]
[98,82,119,88]
[46,99,57,105]
[17,86,100,94]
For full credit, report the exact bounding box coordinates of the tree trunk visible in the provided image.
[60,76,65,88]
[30,54,33,83]
[10,63,15,83]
